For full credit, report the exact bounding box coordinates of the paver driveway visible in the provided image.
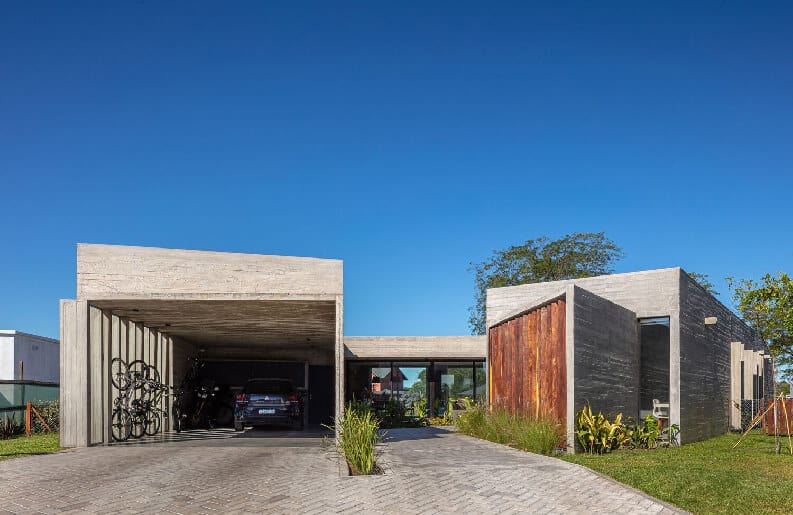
[0,427,684,514]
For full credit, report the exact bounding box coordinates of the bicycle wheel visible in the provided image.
[129,360,153,403]
[128,360,149,386]
[144,411,161,436]
[146,364,161,384]
[130,410,147,439]
[111,408,132,442]
[110,358,130,390]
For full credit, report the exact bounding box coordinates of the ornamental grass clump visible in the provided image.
[456,402,564,456]
[337,400,382,475]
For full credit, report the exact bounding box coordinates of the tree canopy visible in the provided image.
[727,272,793,381]
[686,271,718,295]
[467,232,624,335]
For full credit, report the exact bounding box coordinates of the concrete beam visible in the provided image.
[344,336,487,360]
[77,244,343,301]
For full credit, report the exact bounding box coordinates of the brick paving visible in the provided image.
[0,427,684,514]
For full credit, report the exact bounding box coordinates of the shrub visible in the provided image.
[335,401,382,475]
[625,415,660,449]
[414,398,428,419]
[32,400,59,433]
[456,402,564,456]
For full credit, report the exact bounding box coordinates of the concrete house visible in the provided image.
[486,268,771,450]
[59,244,766,450]
[60,244,486,447]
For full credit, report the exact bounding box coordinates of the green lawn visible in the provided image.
[0,433,62,462]
[561,431,793,514]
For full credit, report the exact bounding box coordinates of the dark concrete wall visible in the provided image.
[678,271,764,443]
[573,286,640,419]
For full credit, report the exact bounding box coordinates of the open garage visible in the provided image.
[59,244,343,447]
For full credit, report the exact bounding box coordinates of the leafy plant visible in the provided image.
[413,398,428,419]
[575,404,629,454]
[625,415,660,449]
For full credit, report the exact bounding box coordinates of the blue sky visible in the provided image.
[1,2,791,340]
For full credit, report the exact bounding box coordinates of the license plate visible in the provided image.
[259,408,275,415]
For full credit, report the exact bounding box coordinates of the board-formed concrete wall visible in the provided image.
[487,268,681,328]
[77,244,343,300]
[61,301,178,448]
[679,272,764,442]
[571,286,639,423]
[483,267,769,447]
[487,268,682,443]
[344,336,487,360]
[63,244,346,447]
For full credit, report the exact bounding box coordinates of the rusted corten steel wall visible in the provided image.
[488,299,566,422]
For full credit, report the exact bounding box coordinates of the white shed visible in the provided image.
[0,330,60,382]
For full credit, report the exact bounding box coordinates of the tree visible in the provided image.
[467,232,625,335]
[687,271,718,295]
[727,272,793,379]
[727,272,793,454]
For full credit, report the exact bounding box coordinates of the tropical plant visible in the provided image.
[575,404,629,454]
[625,415,660,449]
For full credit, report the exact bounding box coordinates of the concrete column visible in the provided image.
[167,336,174,431]
[120,319,128,365]
[564,285,576,452]
[143,327,150,366]
[60,300,89,448]
[102,309,112,445]
[89,306,104,445]
[669,313,682,441]
[335,295,344,433]
[134,323,143,363]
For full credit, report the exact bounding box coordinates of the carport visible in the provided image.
[60,244,343,447]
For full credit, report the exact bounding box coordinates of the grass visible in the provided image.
[456,406,563,456]
[561,431,793,514]
[335,401,382,475]
[0,433,62,462]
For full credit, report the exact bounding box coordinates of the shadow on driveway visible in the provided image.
[111,425,332,448]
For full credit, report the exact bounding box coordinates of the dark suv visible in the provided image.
[234,378,303,430]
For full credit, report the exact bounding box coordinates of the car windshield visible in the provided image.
[245,380,293,394]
